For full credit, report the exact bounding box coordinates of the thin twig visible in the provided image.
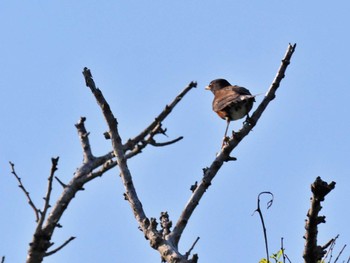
[281,237,286,263]
[54,176,67,188]
[149,136,183,146]
[185,237,200,259]
[254,192,274,263]
[44,236,76,257]
[37,157,59,229]
[334,244,346,263]
[124,81,197,151]
[9,162,40,222]
[324,235,338,263]
[1,256,4,263]
[284,254,292,263]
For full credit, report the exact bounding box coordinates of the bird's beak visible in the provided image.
[205,85,211,90]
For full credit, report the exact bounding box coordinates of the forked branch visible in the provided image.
[83,68,198,262]
[17,67,196,263]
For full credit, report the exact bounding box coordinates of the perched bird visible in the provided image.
[206,79,255,146]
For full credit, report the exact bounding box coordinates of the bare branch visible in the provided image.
[24,43,293,263]
[83,67,194,262]
[281,238,286,263]
[185,237,200,259]
[149,136,183,147]
[26,154,112,263]
[124,81,197,152]
[44,236,76,257]
[322,235,338,262]
[37,157,59,230]
[169,43,297,247]
[1,256,5,263]
[82,66,146,224]
[75,117,94,162]
[9,161,40,222]
[333,244,346,263]
[54,176,67,188]
[24,68,195,262]
[254,192,274,263]
[303,176,336,263]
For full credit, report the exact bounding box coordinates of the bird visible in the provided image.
[206,78,255,146]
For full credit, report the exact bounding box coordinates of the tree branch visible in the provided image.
[75,117,94,162]
[26,139,116,263]
[44,236,76,257]
[169,43,297,247]
[37,157,59,230]
[124,81,197,152]
[9,162,40,222]
[303,176,336,263]
[82,66,148,227]
[185,237,200,259]
[23,68,195,262]
[82,67,196,262]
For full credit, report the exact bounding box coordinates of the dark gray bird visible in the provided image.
[206,78,255,146]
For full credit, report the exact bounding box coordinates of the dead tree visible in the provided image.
[9,44,296,263]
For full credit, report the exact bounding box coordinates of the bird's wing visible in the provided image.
[213,86,254,111]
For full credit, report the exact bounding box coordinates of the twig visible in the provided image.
[124,81,197,152]
[54,176,67,188]
[303,177,336,263]
[284,254,292,263]
[44,236,76,257]
[149,136,183,146]
[169,43,296,247]
[1,256,4,263]
[9,161,40,222]
[281,237,286,263]
[323,235,338,263]
[254,192,274,263]
[333,244,346,263]
[38,157,59,229]
[185,237,200,259]
[75,117,94,162]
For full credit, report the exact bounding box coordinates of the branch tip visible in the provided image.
[9,161,40,222]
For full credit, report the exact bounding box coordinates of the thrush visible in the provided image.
[206,79,255,146]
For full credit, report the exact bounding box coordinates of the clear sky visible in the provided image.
[1,1,349,262]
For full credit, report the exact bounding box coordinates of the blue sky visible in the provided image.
[1,1,349,262]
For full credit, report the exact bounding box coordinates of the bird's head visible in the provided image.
[205,79,231,93]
